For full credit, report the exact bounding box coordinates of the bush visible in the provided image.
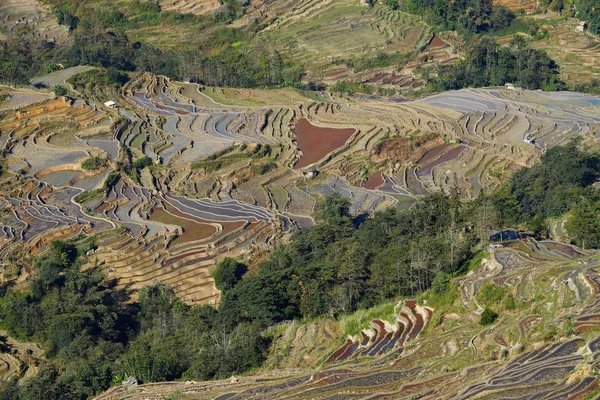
[53,85,68,97]
[480,308,499,325]
[133,156,153,170]
[81,156,106,170]
[503,293,517,310]
[431,272,451,294]
[251,162,276,175]
[104,172,119,192]
[476,283,507,307]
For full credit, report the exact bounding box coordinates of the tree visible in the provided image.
[212,258,247,291]
[565,199,600,249]
[53,85,68,97]
[431,272,451,294]
[384,0,399,10]
[480,308,499,325]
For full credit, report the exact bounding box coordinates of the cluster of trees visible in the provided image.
[426,37,564,91]
[576,0,600,35]
[489,141,600,248]
[81,156,106,170]
[216,193,475,327]
[396,0,516,34]
[68,68,129,102]
[0,242,268,399]
[0,37,56,86]
[0,1,302,88]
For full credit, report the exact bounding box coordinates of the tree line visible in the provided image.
[0,3,303,88]
[0,242,267,399]
[425,36,564,91]
[390,0,516,35]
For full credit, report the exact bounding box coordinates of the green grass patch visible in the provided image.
[340,301,396,337]
[465,251,490,274]
[81,156,106,171]
[492,18,545,38]
[476,282,507,308]
[418,282,462,329]
[74,189,104,204]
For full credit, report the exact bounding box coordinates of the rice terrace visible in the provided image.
[4,0,600,399]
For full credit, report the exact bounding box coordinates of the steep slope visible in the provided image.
[96,241,600,399]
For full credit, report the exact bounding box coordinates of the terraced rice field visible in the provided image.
[495,0,539,13]
[0,0,68,44]
[0,87,51,112]
[158,0,220,15]
[3,68,600,307]
[256,0,443,88]
[325,300,431,363]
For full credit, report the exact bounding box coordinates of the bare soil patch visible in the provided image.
[294,118,355,169]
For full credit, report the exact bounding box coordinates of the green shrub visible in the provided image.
[212,258,247,291]
[133,156,153,170]
[81,156,106,170]
[52,85,68,97]
[480,308,498,325]
[252,162,276,175]
[477,282,507,307]
[503,293,518,311]
[104,172,119,192]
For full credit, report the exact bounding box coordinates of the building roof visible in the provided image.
[104,101,116,107]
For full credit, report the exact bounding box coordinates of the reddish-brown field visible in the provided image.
[163,203,245,235]
[418,143,451,165]
[150,207,217,244]
[364,172,384,189]
[294,118,355,169]
[429,34,448,48]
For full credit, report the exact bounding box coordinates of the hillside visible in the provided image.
[3,0,600,399]
[97,241,600,399]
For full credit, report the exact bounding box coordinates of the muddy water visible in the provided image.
[364,172,384,190]
[417,145,466,177]
[294,118,355,169]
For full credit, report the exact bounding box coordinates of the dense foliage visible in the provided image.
[0,2,302,88]
[490,141,600,226]
[427,37,564,91]
[217,192,475,328]
[0,243,267,399]
[67,68,129,102]
[577,0,600,35]
[398,0,515,34]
